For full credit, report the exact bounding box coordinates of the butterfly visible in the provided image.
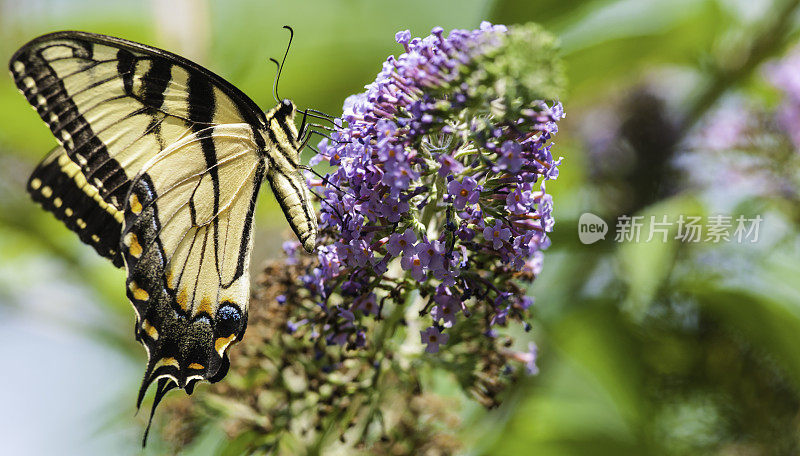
[8,30,319,440]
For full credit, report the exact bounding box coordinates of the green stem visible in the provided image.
[420,173,446,230]
[681,0,800,134]
[349,289,417,444]
[373,287,414,353]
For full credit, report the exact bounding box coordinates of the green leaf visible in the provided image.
[487,305,652,455]
[680,250,800,388]
[617,196,706,319]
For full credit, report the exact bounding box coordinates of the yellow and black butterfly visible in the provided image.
[8,30,319,439]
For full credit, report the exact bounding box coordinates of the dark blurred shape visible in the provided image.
[586,89,679,216]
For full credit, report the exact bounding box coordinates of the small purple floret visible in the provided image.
[420,326,449,353]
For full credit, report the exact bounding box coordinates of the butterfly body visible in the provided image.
[9,31,317,419]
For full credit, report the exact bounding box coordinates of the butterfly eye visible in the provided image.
[279,98,295,117]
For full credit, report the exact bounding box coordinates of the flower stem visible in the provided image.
[420,173,446,231]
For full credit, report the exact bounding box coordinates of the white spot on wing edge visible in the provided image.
[12,61,24,74]
[131,59,152,97]
[40,45,74,61]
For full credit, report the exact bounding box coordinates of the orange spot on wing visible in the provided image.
[176,288,189,311]
[129,281,150,301]
[129,193,143,214]
[128,233,142,258]
[141,319,159,340]
[195,296,213,317]
[154,357,179,369]
[214,334,236,355]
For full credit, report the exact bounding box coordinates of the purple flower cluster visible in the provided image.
[293,23,562,366]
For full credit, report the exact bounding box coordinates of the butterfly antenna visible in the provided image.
[269,58,280,103]
[270,25,294,103]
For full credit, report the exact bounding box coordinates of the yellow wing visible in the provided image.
[121,123,265,403]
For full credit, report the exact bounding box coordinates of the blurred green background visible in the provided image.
[3,0,800,454]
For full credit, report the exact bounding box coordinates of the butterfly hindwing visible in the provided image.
[28,147,125,265]
[122,124,264,400]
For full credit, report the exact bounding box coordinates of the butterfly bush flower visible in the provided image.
[162,22,564,453]
[301,21,564,373]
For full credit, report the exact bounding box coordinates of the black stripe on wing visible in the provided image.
[8,31,273,217]
[229,159,266,287]
[9,31,268,128]
[11,40,132,211]
[186,72,231,283]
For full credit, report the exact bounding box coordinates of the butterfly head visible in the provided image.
[278,98,296,119]
[270,99,301,153]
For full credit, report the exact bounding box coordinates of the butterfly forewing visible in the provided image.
[9,31,269,262]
